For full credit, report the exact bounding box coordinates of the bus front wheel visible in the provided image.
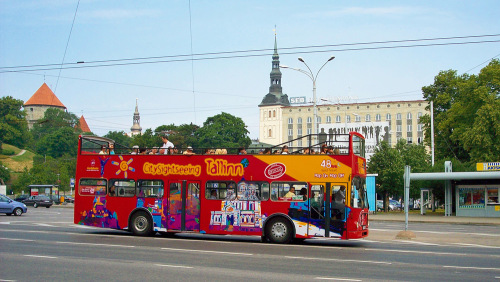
[266,217,292,244]
[130,211,153,236]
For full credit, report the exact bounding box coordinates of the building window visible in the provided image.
[418,124,423,132]
[376,114,381,121]
[297,128,302,135]
[273,110,276,118]
[396,125,402,132]
[365,114,371,122]
[346,115,351,123]
[396,113,402,120]
[297,117,302,124]
[288,118,293,124]
[307,128,312,135]
[355,115,361,122]
[268,129,272,137]
[386,113,391,120]
[407,137,413,144]
[407,112,412,119]
[316,116,321,123]
[407,125,412,132]
[307,117,312,123]
[288,129,293,136]
[326,116,331,123]
[336,115,341,123]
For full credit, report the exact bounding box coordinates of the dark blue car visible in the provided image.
[0,194,28,216]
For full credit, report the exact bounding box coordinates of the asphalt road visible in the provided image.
[1,208,499,281]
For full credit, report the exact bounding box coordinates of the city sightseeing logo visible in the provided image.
[112,156,136,178]
[264,162,286,179]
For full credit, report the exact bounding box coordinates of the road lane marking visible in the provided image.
[370,228,500,237]
[24,255,57,259]
[443,265,500,271]
[161,247,253,256]
[155,264,194,269]
[56,241,135,248]
[0,222,11,225]
[315,277,361,281]
[36,223,55,227]
[285,256,391,265]
[0,238,34,242]
[451,243,500,249]
[366,249,467,256]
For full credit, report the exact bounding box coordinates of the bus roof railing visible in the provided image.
[79,133,360,156]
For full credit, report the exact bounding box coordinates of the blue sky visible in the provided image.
[1,0,499,139]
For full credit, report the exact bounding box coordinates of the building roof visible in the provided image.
[24,83,66,108]
[78,115,91,133]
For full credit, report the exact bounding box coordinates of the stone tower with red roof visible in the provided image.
[24,83,67,129]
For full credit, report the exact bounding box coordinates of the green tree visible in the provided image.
[103,131,132,147]
[35,127,79,158]
[422,59,500,163]
[195,112,251,150]
[0,96,30,150]
[368,141,404,211]
[0,162,10,185]
[31,108,80,142]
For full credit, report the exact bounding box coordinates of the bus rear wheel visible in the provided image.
[266,217,292,244]
[130,211,153,236]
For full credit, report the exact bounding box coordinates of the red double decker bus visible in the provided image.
[74,133,368,243]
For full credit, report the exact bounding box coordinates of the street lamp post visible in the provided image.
[281,56,335,147]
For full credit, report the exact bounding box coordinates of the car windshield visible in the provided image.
[38,196,50,200]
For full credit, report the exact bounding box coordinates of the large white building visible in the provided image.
[259,37,429,159]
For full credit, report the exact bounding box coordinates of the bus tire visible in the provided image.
[130,211,153,236]
[265,217,293,244]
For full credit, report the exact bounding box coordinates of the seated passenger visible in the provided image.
[209,190,217,199]
[183,146,195,155]
[99,145,108,155]
[303,148,310,154]
[284,186,296,199]
[131,145,139,155]
[281,145,289,154]
[299,188,307,200]
[238,147,247,155]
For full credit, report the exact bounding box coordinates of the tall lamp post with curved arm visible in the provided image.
[280,56,335,146]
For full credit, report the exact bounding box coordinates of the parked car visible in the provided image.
[14,194,29,202]
[64,196,74,203]
[50,195,61,205]
[389,200,402,211]
[0,193,27,216]
[22,195,53,208]
[376,200,384,211]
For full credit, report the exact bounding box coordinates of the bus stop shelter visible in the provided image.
[404,162,500,219]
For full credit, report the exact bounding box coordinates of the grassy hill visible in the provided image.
[0,144,35,184]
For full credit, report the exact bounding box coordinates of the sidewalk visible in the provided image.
[370,211,500,225]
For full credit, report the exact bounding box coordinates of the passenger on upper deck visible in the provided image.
[281,145,289,154]
[99,145,108,155]
[183,146,195,155]
[303,148,310,154]
[131,145,139,155]
[161,133,174,154]
[238,147,247,155]
[263,148,271,154]
[109,143,115,155]
[320,144,328,154]
[149,147,159,155]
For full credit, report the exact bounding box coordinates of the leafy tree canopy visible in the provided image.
[103,131,132,147]
[0,96,30,149]
[35,127,79,158]
[195,112,251,149]
[421,59,500,163]
[31,108,80,140]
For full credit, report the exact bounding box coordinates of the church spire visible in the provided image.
[259,30,289,107]
[130,98,142,136]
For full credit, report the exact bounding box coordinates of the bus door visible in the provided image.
[330,183,348,236]
[167,180,200,232]
[309,183,346,237]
